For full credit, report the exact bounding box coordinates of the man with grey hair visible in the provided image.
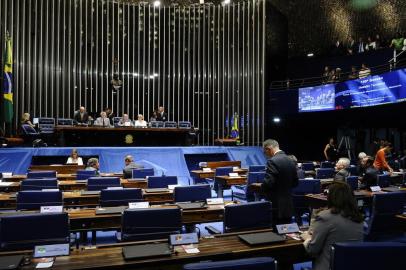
[334,157,351,182]
[261,139,299,226]
[123,155,144,179]
[85,157,100,175]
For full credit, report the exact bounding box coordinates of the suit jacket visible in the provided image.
[74,111,89,124]
[94,117,111,127]
[261,151,299,219]
[156,112,167,122]
[334,169,349,182]
[123,162,145,179]
[361,167,378,189]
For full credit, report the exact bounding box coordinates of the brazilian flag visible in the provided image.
[3,34,13,123]
[230,112,240,143]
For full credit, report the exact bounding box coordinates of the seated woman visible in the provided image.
[66,148,83,165]
[134,114,147,127]
[301,182,364,270]
[21,112,35,128]
[118,114,133,127]
[334,157,350,181]
[149,111,158,122]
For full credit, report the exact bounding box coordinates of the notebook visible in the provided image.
[122,243,172,260]
[238,232,286,245]
[81,190,101,195]
[144,188,169,193]
[0,255,23,270]
[176,202,207,210]
[95,206,127,215]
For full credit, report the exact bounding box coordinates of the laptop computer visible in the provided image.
[0,255,24,270]
[239,232,286,246]
[144,188,169,193]
[122,243,172,260]
[95,206,127,215]
[176,202,207,210]
[81,190,101,195]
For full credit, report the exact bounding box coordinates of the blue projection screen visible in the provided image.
[298,68,406,112]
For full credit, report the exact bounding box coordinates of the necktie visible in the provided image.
[103,118,105,127]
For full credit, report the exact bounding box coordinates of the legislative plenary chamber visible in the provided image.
[1,0,406,269]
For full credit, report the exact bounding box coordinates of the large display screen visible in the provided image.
[298,68,406,112]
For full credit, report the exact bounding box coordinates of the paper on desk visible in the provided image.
[182,244,200,254]
[36,262,54,269]
[0,182,13,186]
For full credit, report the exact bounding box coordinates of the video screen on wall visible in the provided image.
[298,84,335,112]
[298,68,406,112]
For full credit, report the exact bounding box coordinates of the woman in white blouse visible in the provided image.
[134,114,147,127]
[66,148,83,165]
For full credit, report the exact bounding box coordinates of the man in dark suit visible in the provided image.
[123,155,144,179]
[360,156,378,189]
[73,106,89,124]
[261,139,299,225]
[156,106,167,122]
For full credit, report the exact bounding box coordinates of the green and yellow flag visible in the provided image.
[3,34,13,123]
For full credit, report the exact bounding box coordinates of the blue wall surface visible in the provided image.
[0,147,267,185]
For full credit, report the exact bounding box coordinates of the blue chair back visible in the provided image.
[348,166,359,176]
[346,176,359,191]
[245,172,266,198]
[87,177,121,191]
[224,201,272,232]
[27,171,57,179]
[178,121,191,128]
[292,179,321,194]
[316,168,335,179]
[113,117,122,126]
[38,118,55,134]
[365,192,406,240]
[248,165,266,172]
[320,161,334,168]
[301,162,315,171]
[378,174,391,188]
[21,124,38,135]
[57,118,73,126]
[20,178,58,191]
[17,190,63,210]
[147,176,178,188]
[174,185,211,202]
[183,257,276,270]
[150,121,164,128]
[132,168,154,178]
[100,188,143,207]
[331,242,406,270]
[164,121,177,128]
[215,167,233,177]
[0,213,69,251]
[121,208,182,241]
[76,169,97,180]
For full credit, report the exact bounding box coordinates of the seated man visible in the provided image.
[123,155,144,179]
[334,157,350,182]
[85,158,100,176]
[360,156,378,189]
[73,106,89,124]
[94,111,112,127]
[118,114,133,127]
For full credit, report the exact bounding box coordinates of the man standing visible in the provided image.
[156,106,167,122]
[373,142,393,173]
[261,139,298,225]
[73,106,89,124]
[123,155,144,179]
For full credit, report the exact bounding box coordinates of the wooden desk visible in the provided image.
[190,168,248,179]
[304,190,374,209]
[16,231,308,270]
[29,165,86,174]
[142,190,174,203]
[202,161,242,169]
[3,173,124,183]
[215,175,247,198]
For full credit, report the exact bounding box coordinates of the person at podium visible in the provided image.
[66,148,83,165]
[73,106,89,125]
[94,111,112,127]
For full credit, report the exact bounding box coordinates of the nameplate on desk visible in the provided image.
[41,189,60,192]
[40,206,63,213]
[34,243,70,258]
[169,233,199,246]
[276,223,300,234]
[1,172,12,178]
[168,184,180,190]
[202,168,212,172]
[206,198,224,205]
[228,173,239,177]
[107,187,124,190]
[370,186,382,192]
[233,167,240,171]
[129,202,150,209]
[0,182,13,186]
[124,122,131,127]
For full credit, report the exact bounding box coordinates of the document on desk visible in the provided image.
[0,182,13,186]
[182,244,200,254]
[36,262,54,269]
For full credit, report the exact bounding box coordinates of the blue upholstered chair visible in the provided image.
[224,201,272,232]
[38,117,55,134]
[132,168,154,178]
[16,190,63,210]
[316,168,335,179]
[147,176,178,188]
[0,213,70,251]
[87,177,121,191]
[377,174,391,188]
[27,170,57,179]
[320,161,334,168]
[150,121,164,128]
[178,121,192,128]
[365,192,406,241]
[174,185,211,202]
[292,179,321,225]
[345,176,359,191]
[248,165,266,172]
[57,118,74,126]
[120,208,182,241]
[301,162,315,171]
[76,169,97,180]
[20,178,58,191]
[331,242,406,270]
[348,166,359,176]
[113,117,122,127]
[164,121,177,128]
[183,257,277,270]
[231,172,265,202]
[99,188,143,207]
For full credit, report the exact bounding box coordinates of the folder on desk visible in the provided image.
[95,206,127,215]
[0,255,23,270]
[81,190,101,195]
[122,243,172,260]
[238,232,286,246]
[144,188,169,193]
[176,202,207,210]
